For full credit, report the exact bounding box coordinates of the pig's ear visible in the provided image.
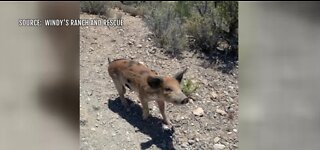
[147,76,163,89]
[174,68,188,83]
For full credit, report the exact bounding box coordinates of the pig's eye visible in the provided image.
[164,87,172,92]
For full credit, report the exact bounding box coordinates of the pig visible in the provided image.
[108,58,189,125]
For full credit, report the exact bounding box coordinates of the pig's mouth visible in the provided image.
[173,98,189,105]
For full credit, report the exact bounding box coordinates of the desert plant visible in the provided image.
[121,4,144,17]
[143,2,187,54]
[185,1,238,55]
[141,1,238,59]
[182,78,199,96]
[80,1,111,17]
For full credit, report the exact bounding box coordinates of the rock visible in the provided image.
[89,47,94,52]
[137,44,142,48]
[146,137,152,141]
[92,105,100,111]
[211,91,218,99]
[162,124,171,131]
[148,47,157,54]
[130,55,136,59]
[214,137,221,143]
[188,140,195,145]
[147,37,151,41]
[232,144,238,148]
[88,91,93,96]
[227,97,234,102]
[216,109,227,116]
[111,132,116,136]
[233,129,238,133]
[193,107,204,117]
[223,91,229,95]
[103,130,108,135]
[181,142,188,148]
[91,127,96,131]
[213,144,225,150]
[128,40,135,45]
[195,138,199,142]
[183,130,188,134]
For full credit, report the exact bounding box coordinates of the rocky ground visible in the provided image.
[80,9,238,150]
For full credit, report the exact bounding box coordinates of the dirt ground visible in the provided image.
[80,9,238,150]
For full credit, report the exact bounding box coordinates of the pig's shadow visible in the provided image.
[107,97,175,150]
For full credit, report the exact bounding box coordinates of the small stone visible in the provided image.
[111,132,116,136]
[91,127,96,131]
[138,61,145,65]
[130,55,136,59]
[228,97,234,102]
[227,132,232,135]
[88,91,93,96]
[181,142,188,148]
[232,144,238,148]
[216,109,227,116]
[195,138,199,142]
[188,140,195,145]
[193,107,204,117]
[183,130,188,134]
[213,144,225,150]
[195,93,201,98]
[89,47,94,52]
[214,137,221,143]
[211,91,218,99]
[148,47,157,54]
[146,137,152,141]
[92,105,100,111]
[162,124,171,131]
[233,129,238,133]
[223,91,229,95]
[147,37,151,41]
[103,130,108,135]
[95,124,99,127]
[128,41,133,45]
[137,44,142,48]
